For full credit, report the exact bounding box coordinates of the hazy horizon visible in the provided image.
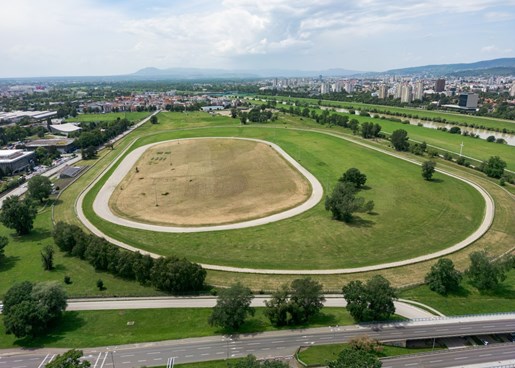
[1,0,514,78]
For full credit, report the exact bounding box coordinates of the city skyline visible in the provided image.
[0,0,514,78]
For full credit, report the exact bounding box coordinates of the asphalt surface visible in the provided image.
[64,296,438,319]
[76,125,496,275]
[1,316,514,368]
[92,137,324,233]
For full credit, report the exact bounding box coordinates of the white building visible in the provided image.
[401,84,413,103]
[414,81,424,100]
[0,150,35,174]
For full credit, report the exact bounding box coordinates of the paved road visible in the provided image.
[92,137,323,233]
[64,295,438,319]
[1,316,514,368]
[76,125,497,275]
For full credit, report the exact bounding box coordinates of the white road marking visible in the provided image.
[147,352,161,355]
[454,357,468,360]
[479,354,492,357]
[120,354,134,357]
[198,347,211,350]
[201,353,210,356]
[429,360,443,363]
[37,354,50,368]
[93,353,103,368]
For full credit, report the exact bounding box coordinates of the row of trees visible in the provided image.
[52,222,206,293]
[426,251,514,295]
[209,276,398,331]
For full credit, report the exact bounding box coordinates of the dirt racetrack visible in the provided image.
[109,138,311,226]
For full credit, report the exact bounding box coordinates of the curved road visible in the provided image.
[76,125,496,275]
[93,137,323,233]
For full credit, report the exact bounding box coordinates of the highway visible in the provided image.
[1,316,514,368]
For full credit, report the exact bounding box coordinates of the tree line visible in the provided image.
[52,222,206,294]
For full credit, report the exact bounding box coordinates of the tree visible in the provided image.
[45,349,91,368]
[150,115,158,124]
[340,168,367,189]
[209,283,254,330]
[481,156,506,179]
[289,278,325,324]
[264,285,290,326]
[150,256,206,293]
[390,129,409,151]
[325,182,374,223]
[328,346,381,368]
[425,258,462,295]
[421,160,436,181]
[342,275,397,322]
[3,281,67,338]
[27,175,53,203]
[360,122,381,139]
[0,236,7,258]
[41,245,55,271]
[96,279,104,290]
[466,251,506,291]
[0,196,37,235]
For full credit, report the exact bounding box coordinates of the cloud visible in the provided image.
[0,0,514,76]
[481,45,513,54]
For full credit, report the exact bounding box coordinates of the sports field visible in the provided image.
[109,138,311,226]
[82,122,485,270]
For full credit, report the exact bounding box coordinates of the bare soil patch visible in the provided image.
[109,138,311,226]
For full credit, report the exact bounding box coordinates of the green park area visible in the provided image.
[79,118,485,270]
[66,111,151,123]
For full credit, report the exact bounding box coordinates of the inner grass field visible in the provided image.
[81,114,485,270]
[66,111,151,123]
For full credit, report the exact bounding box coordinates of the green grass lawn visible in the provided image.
[0,205,162,299]
[297,343,440,366]
[66,111,151,123]
[81,118,485,270]
[0,307,354,348]
[400,269,515,315]
[258,95,515,133]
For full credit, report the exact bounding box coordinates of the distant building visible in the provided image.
[344,81,354,93]
[59,165,83,179]
[510,83,515,97]
[0,150,35,174]
[458,93,479,109]
[25,138,76,154]
[378,84,388,99]
[414,81,424,100]
[201,106,224,112]
[49,123,82,137]
[401,84,413,103]
[320,83,330,94]
[435,79,446,93]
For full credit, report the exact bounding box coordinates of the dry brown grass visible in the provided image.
[109,138,311,226]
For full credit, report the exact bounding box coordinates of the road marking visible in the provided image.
[122,362,131,365]
[185,355,194,358]
[147,352,161,355]
[482,325,495,328]
[154,358,163,361]
[502,351,515,355]
[429,360,443,363]
[262,348,270,351]
[436,328,449,331]
[454,357,468,360]
[120,354,134,358]
[198,347,211,350]
[37,354,50,368]
[201,353,210,356]
[137,360,147,363]
[459,327,472,329]
[93,353,103,368]
[12,366,26,368]
[320,337,332,340]
[14,360,24,363]
[272,340,285,343]
[248,343,261,346]
[479,354,492,357]
[414,330,427,333]
[216,352,225,355]
[174,349,186,352]
[99,352,109,368]
[405,364,418,367]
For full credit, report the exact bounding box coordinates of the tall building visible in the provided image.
[510,83,515,97]
[435,78,446,92]
[344,81,354,93]
[394,84,402,99]
[458,93,478,109]
[414,81,424,100]
[320,83,330,94]
[378,84,388,99]
[400,84,413,103]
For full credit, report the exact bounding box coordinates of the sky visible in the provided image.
[0,0,514,77]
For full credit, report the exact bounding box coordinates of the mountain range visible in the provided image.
[130,58,515,79]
